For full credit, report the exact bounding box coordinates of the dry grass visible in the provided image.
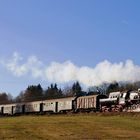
[0,113,140,140]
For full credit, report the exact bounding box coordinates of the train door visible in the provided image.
[12,106,14,115]
[40,103,43,113]
[72,100,76,111]
[22,105,25,114]
[1,107,4,115]
[55,102,58,113]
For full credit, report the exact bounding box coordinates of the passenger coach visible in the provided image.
[0,96,77,115]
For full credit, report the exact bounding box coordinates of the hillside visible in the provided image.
[0,113,140,140]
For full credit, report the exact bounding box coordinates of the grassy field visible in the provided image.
[0,113,140,140]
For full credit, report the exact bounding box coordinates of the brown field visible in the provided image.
[0,113,140,140]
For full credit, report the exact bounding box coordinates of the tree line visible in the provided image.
[0,82,83,104]
[0,81,140,104]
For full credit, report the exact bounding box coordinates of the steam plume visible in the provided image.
[1,52,140,87]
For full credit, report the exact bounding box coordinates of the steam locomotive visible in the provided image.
[100,90,140,112]
[0,90,140,116]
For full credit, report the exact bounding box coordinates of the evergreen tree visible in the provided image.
[0,93,13,104]
[72,81,82,96]
[44,83,63,99]
[19,84,43,102]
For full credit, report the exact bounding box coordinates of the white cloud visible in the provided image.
[1,52,140,87]
[0,52,44,78]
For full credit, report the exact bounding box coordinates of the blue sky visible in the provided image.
[0,0,140,96]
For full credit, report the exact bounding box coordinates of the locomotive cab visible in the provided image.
[100,92,122,112]
[100,92,120,106]
[119,92,127,105]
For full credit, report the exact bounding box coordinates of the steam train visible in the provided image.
[0,90,140,116]
[0,94,106,115]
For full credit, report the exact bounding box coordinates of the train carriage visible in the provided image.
[3,104,14,115]
[57,97,76,113]
[76,94,107,112]
[43,97,76,113]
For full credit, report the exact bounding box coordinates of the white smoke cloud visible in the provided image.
[1,52,140,87]
[0,52,44,79]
